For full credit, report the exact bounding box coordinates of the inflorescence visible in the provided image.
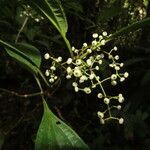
[19,5,44,22]
[44,32,129,124]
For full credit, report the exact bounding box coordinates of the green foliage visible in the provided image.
[0,0,150,149]
[35,100,89,150]
[26,0,72,56]
[110,17,150,40]
[27,0,68,34]
[0,40,41,75]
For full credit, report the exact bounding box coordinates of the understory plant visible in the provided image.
[0,0,150,149]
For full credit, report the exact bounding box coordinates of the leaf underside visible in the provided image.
[35,100,89,150]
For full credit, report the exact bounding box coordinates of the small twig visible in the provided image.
[15,17,28,43]
[0,88,43,98]
[54,106,65,121]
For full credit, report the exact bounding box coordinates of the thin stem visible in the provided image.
[61,34,74,58]
[34,76,44,94]
[38,69,50,87]
[104,116,118,121]
[0,88,43,98]
[94,75,107,97]
[15,17,28,43]
[101,77,111,83]
[34,75,47,103]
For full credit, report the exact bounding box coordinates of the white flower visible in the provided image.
[120,77,125,82]
[76,59,82,65]
[111,74,117,80]
[97,47,101,51]
[23,11,27,15]
[118,94,124,103]
[113,46,118,51]
[79,79,84,83]
[83,43,87,47]
[97,93,103,99]
[95,66,99,70]
[92,84,96,88]
[84,87,91,94]
[97,111,104,118]
[117,105,122,110]
[67,67,72,74]
[120,63,124,67]
[119,118,124,124]
[115,55,119,60]
[49,78,54,83]
[104,98,110,104]
[44,53,50,60]
[80,75,88,81]
[50,75,54,78]
[89,73,95,80]
[87,49,92,53]
[74,49,78,53]
[115,66,120,71]
[50,66,56,71]
[80,75,87,83]
[92,33,98,38]
[100,53,104,58]
[57,57,62,62]
[67,58,72,64]
[118,93,123,97]
[54,76,58,80]
[96,76,100,80]
[86,59,92,66]
[100,118,105,124]
[109,64,114,68]
[108,55,113,59]
[109,34,112,37]
[66,75,71,79]
[111,80,117,86]
[72,46,75,51]
[124,72,129,78]
[92,40,97,46]
[98,60,102,65]
[73,67,82,77]
[102,31,107,36]
[90,56,94,60]
[139,9,143,14]
[35,18,40,22]
[72,82,78,87]
[75,87,79,92]
[96,55,101,60]
[101,39,106,45]
[45,70,50,76]
[99,35,103,40]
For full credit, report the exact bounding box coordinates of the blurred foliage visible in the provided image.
[0,0,150,149]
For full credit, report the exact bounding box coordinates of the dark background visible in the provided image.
[0,0,150,149]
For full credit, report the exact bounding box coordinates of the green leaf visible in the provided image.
[15,43,41,68]
[26,0,73,57]
[109,17,150,40]
[35,100,89,150]
[26,0,67,36]
[0,40,41,75]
